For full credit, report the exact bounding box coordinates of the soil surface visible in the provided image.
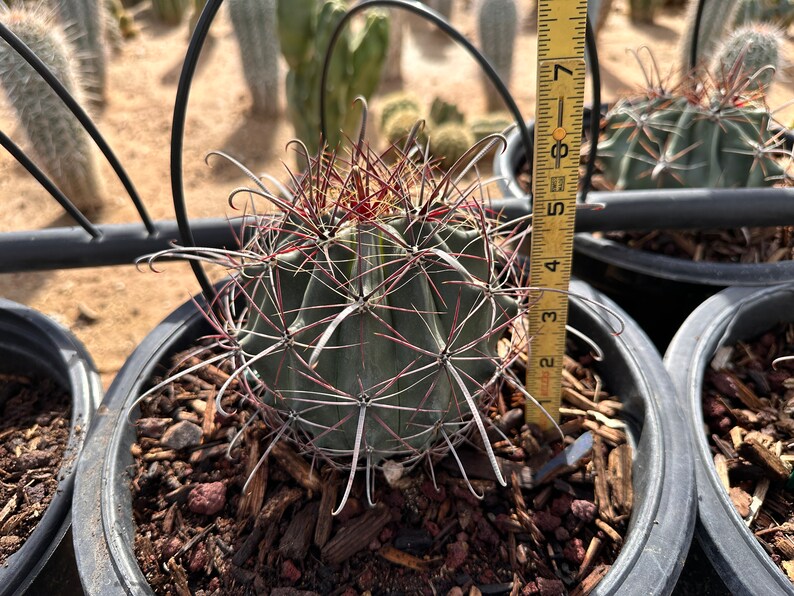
[131,339,631,595]
[0,373,72,564]
[1,1,792,389]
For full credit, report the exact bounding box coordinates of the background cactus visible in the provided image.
[712,22,781,92]
[379,91,421,129]
[429,96,464,126]
[430,122,475,169]
[588,0,615,39]
[734,0,794,28]
[55,0,107,104]
[469,112,512,142]
[477,0,517,111]
[0,6,106,214]
[679,0,741,71]
[228,0,280,118]
[629,0,663,23]
[151,0,189,25]
[597,49,788,190]
[149,128,533,512]
[276,0,389,154]
[383,108,428,145]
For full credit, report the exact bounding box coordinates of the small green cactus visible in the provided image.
[151,0,189,25]
[430,122,475,170]
[469,112,512,142]
[713,22,781,92]
[629,0,663,23]
[228,0,280,118]
[277,0,389,154]
[55,0,107,103]
[0,6,106,213]
[679,0,741,71]
[477,0,517,111]
[429,97,464,126]
[379,91,421,129]
[384,109,428,145]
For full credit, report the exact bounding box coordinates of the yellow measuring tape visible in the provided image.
[525,0,588,429]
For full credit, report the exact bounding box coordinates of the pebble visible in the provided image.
[77,303,99,323]
[571,499,597,522]
[533,510,561,532]
[187,481,226,515]
[136,417,171,439]
[161,420,203,450]
[280,559,302,583]
[188,542,209,572]
[562,537,586,565]
[537,577,565,596]
[445,540,469,571]
[14,449,53,471]
[161,536,182,559]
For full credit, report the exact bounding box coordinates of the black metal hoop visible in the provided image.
[689,0,706,70]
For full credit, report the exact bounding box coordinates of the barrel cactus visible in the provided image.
[430,122,475,169]
[0,5,106,213]
[143,116,535,512]
[55,0,107,103]
[597,49,789,190]
[477,0,516,111]
[712,22,781,92]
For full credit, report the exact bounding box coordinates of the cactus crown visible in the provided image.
[142,111,539,513]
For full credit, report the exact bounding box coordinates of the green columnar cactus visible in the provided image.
[734,0,794,28]
[228,0,280,118]
[146,121,535,512]
[597,55,788,190]
[477,0,517,111]
[713,22,781,92]
[379,91,421,128]
[55,0,107,103]
[679,0,741,71]
[0,6,106,213]
[151,0,189,24]
[629,0,663,23]
[430,122,475,169]
[277,0,389,154]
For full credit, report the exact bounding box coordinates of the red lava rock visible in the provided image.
[533,510,561,532]
[562,537,586,565]
[476,517,501,546]
[281,559,302,583]
[368,539,381,550]
[571,499,597,522]
[357,567,375,591]
[451,485,480,507]
[445,540,469,570]
[136,417,171,438]
[335,497,363,523]
[550,493,573,517]
[522,581,539,595]
[188,542,209,572]
[340,589,357,596]
[421,480,446,502]
[553,526,570,542]
[379,526,394,543]
[161,536,182,560]
[187,482,226,515]
[703,394,729,419]
[425,519,440,537]
[537,576,566,596]
[208,577,221,592]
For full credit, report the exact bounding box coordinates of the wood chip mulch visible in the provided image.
[701,322,794,581]
[0,372,72,564]
[131,339,633,596]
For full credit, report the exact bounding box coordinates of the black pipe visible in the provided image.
[0,218,243,274]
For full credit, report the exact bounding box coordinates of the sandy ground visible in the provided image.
[0,0,792,388]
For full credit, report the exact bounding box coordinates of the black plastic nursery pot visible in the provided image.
[664,283,794,595]
[492,114,794,350]
[71,279,694,595]
[0,298,102,596]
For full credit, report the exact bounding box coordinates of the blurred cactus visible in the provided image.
[734,0,794,27]
[277,0,389,154]
[0,6,106,213]
[477,0,516,111]
[430,122,475,169]
[629,0,663,23]
[429,97,464,125]
[588,0,615,38]
[679,0,740,71]
[382,8,404,82]
[469,112,512,142]
[228,0,280,118]
[151,0,189,24]
[379,91,421,128]
[713,22,781,92]
[384,109,428,145]
[55,0,107,103]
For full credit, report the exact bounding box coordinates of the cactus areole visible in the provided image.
[149,126,536,512]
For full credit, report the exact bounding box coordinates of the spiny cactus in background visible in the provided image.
[429,97,464,126]
[713,22,781,92]
[0,6,106,213]
[734,0,794,27]
[588,0,615,38]
[151,0,189,25]
[277,0,389,154]
[228,0,280,118]
[597,50,790,190]
[629,0,663,23]
[379,91,421,129]
[430,122,475,169]
[477,0,516,111]
[384,108,429,145]
[55,0,107,103]
[679,0,740,72]
[144,119,535,512]
[469,112,512,142]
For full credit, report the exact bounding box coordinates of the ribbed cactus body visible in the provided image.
[477,0,516,111]
[228,0,280,118]
[0,7,105,213]
[713,23,781,91]
[598,95,785,189]
[55,0,106,103]
[469,113,511,142]
[679,0,741,70]
[278,0,389,154]
[379,92,421,128]
[151,0,189,24]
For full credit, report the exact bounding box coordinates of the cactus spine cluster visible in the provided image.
[679,0,741,71]
[55,0,107,103]
[148,120,534,512]
[597,46,788,190]
[228,0,280,118]
[477,0,517,111]
[713,22,781,91]
[151,0,189,24]
[0,6,106,213]
[276,0,389,154]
